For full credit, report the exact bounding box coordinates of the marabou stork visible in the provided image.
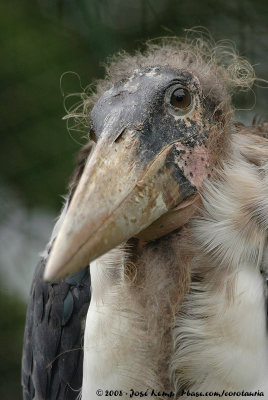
[22,37,268,400]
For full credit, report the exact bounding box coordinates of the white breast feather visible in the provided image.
[81,134,268,400]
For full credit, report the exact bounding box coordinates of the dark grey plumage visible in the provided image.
[22,255,91,400]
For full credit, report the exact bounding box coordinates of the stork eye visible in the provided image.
[170,88,191,109]
[165,84,193,116]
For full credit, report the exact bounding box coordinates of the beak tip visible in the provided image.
[43,252,66,282]
[43,264,59,283]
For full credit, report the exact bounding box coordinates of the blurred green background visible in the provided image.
[0,0,267,398]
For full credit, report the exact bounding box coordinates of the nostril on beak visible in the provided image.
[114,127,128,143]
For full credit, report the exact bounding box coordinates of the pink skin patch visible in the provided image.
[174,143,210,190]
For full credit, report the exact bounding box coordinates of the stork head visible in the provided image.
[44,43,235,281]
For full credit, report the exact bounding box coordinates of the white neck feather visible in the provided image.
[81,133,268,399]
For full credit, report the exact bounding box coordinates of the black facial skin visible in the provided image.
[90,66,210,201]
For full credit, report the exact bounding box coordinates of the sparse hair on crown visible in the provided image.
[63,31,256,140]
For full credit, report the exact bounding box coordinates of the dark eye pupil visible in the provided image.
[170,88,191,109]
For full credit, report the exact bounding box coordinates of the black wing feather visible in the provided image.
[22,253,91,400]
